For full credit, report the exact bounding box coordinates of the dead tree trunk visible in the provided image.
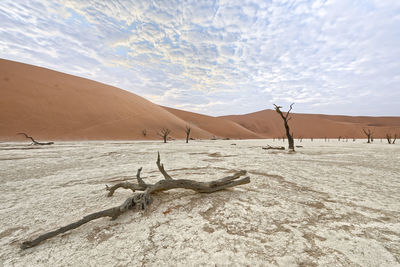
[362,129,373,143]
[20,153,250,249]
[386,134,392,144]
[274,104,295,151]
[387,134,397,144]
[158,128,171,143]
[185,125,191,143]
[17,133,54,145]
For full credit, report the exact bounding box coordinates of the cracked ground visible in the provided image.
[0,140,399,266]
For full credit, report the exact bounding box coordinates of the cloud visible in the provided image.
[1,0,400,116]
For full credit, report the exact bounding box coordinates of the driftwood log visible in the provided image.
[17,133,54,145]
[20,153,250,249]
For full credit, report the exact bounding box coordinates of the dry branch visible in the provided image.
[17,133,54,145]
[21,153,250,249]
[262,145,285,150]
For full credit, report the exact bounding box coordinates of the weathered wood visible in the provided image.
[21,153,250,249]
[185,125,191,143]
[273,104,295,151]
[262,145,285,150]
[17,133,54,145]
[157,128,171,143]
[362,129,373,143]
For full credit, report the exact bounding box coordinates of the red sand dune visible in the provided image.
[162,106,262,139]
[0,59,213,141]
[221,110,400,139]
[1,58,399,141]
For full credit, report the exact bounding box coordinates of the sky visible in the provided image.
[1,0,400,116]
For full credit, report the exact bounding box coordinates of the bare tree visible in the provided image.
[158,128,171,143]
[386,133,398,144]
[20,153,250,249]
[185,125,191,143]
[386,134,392,144]
[362,129,373,143]
[17,133,53,145]
[141,129,147,137]
[273,103,295,151]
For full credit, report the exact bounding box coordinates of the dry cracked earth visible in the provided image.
[0,139,399,266]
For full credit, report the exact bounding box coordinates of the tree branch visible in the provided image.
[20,153,250,249]
[17,132,54,145]
[156,152,173,180]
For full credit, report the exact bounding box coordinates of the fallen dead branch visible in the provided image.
[262,145,285,150]
[17,133,54,145]
[20,153,250,249]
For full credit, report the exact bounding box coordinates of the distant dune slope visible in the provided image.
[162,106,262,139]
[0,59,213,141]
[221,109,400,139]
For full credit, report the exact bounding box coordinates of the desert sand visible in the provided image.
[221,110,400,139]
[0,59,212,141]
[163,106,262,139]
[1,58,399,142]
[0,140,399,266]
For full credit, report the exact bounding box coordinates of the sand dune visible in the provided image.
[162,106,262,139]
[221,109,400,139]
[1,58,399,141]
[0,59,213,141]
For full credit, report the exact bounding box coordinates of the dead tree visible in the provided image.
[274,104,295,151]
[20,153,250,249]
[17,133,54,145]
[158,128,171,143]
[386,134,392,144]
[362,129,373,143]
[185,125,191,143]
[141,129,147,137]
[386,134,398,144]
